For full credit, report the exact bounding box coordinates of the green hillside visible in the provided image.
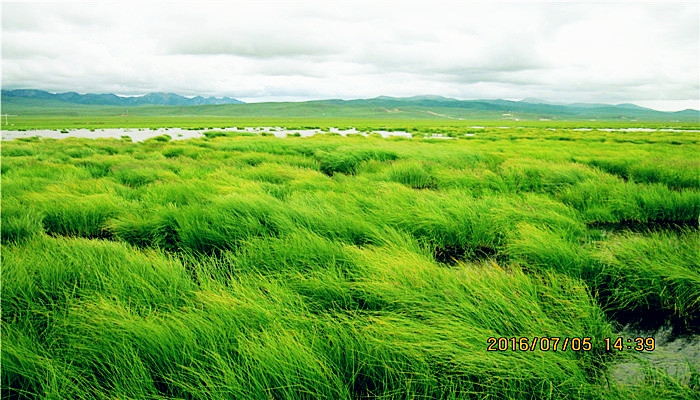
[3,93,698,122]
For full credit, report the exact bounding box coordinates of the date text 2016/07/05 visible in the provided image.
[486,337,655,352]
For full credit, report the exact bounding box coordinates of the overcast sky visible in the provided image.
[2,1,698,110]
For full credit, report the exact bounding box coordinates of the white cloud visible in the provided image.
[2,1,698,110]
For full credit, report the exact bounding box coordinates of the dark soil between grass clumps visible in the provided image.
[607,309,699,338]
[433,245,499,264]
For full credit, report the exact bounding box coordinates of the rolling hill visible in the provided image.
[2,90,698,122]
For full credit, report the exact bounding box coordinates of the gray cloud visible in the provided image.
[166,32,339,58]
[2,1,698,110]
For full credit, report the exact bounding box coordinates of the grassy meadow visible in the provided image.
[2,122,699,399]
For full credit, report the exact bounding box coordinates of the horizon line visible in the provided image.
[2,88,699,113]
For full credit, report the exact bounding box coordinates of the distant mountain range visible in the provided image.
[308,95,698,121]
[2,90,698,122]
[1,89,244,106]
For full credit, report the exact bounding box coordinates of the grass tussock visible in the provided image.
[582,157,700,190]
[508,225,700,333]
[558,180,700,226]
[385,160,438,189]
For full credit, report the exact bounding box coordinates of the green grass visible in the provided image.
[579,158,700,190]
[3,114,700,131]
[386,160,438,189]
[3,235,613,399]
[2,123,699,399]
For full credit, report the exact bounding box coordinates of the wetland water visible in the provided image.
[1,127,416,141]
[611,325,699,388]
[2,126,698,142]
